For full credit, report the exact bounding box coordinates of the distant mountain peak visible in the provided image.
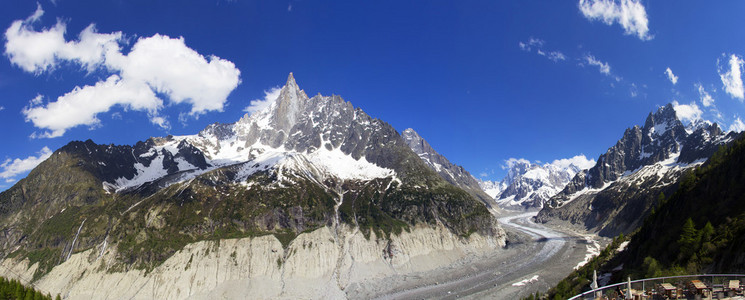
[481,155,595,210]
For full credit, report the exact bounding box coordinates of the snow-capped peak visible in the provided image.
[104,73,397,193]
[481,155,595,210]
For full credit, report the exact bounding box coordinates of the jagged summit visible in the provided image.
[272,72,309,132]
[537,103,739,236]
[479,156,595,210]
[643,103,680,132]
[559,103,699,194]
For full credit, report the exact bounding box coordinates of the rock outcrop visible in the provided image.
[401,128,494,206]
[3,224,503,299]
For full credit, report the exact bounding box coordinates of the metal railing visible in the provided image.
[569,274,745,300]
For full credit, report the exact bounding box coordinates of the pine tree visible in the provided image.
[700,221,714,243]
[678,218,699,260]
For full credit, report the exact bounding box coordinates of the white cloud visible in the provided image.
[28,3,44,22]
[630,83,639,97]
[672,100,703,124]
[0,106,4,111]
[547,51,567,62]
[502,155,595,174]
[108,34,242,115]
[24,75,165,138]
[537,49,566,62]
[288,3,293,11]
[5,5,241,138]
[30,94,43,105]
[695,83,715,107]
[244,86,281,114]
[578,0,652,41]
[0,146,53,180]
[583,54,611,75]
[664,67,678,85]
[519,38,565,62]
[519,38,545,52]
[479,172,488,178]
[718,54,745,100]
[550,154,596,170]
[729,117,745,132]
[502,158,531,169]
[4,8,122,74]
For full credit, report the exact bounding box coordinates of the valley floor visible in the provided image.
[361,210,608,300]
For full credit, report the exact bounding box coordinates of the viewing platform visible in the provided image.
[570,274,745,300]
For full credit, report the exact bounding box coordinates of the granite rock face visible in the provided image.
[536,104,739,236]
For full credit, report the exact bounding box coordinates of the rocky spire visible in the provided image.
[402,128,429,155]
[271,72,309,133]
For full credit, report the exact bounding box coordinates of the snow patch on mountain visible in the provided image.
[308,147,394,180]
[103,73,397,193]
[105,137,201,192]
[478,155,595,210]
[477,179,505,199]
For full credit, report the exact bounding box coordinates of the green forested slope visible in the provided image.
[546,134,745,299]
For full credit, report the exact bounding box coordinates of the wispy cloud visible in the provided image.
[537,49,567,62]
[578,0,652,41]
[518,37,566,62]
[718,54,744,100]
[729,117,745,132]
[518,38,545,52]
[244,86,281,114]
[582,54,617,80]
[549,155,596,170]
[0,146,52,181]
[5,5,242,138]
[665,67,678,85]
[630,83,639,97]
[695,83,715,107]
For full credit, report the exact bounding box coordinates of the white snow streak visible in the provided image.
[512,275,539,287]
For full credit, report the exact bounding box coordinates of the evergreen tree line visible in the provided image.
[0,276,59,300]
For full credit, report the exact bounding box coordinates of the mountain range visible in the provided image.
[535,103,738,236]
[2,73,741,299]
[548,129,745,299]
[478,156,595,210]
[0,74,504,299]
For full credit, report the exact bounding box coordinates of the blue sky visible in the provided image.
[1,0,745,190]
